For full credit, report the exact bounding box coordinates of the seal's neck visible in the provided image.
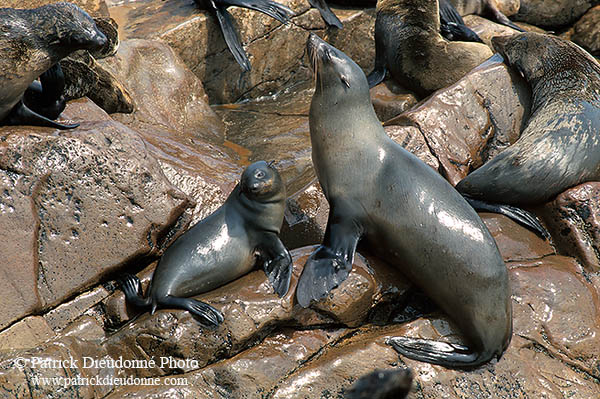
[227,185,285,234]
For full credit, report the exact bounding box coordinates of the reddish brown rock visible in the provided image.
[386,56,531,185]
[370,81,418,123]
[102,246,410,376]
[539,182,600,272]
[109,0,375,103]
[384,125,440,171]
[481,213,554,262]
[0,100,192,329]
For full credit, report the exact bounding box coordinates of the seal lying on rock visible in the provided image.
[0,2,107,129]
[193,0,294,71]
[456,33,600,236]
[367,0,493,96]
[299,34,511,368]
[121,161,293,327]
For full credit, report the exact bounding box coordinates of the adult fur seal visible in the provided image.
[121,161,293,326]
[0,3,107,129]
[456,33,600,229]
[367,0,493,96]
[299,34,511,368]
[193,0,294,71]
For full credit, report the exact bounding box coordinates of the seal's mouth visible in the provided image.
[307,33,333,74]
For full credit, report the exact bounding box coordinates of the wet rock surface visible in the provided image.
[1,1,600,398]
[109,0,376,104]
[0,99,193,330]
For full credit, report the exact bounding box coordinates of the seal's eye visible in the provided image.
[340,75,351,88]
[255,169,266,179]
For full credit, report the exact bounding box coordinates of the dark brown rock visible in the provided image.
[370,81,418,123]
[0,99,193,329]
[540,182,600,272]
[281,180,328,249]
[385,55,531,185]
[568,5,600,56]
[109,0,375,104]
[514,0,596,28]
[4,0,110,17]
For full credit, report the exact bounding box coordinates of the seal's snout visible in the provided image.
[88,30,108,50]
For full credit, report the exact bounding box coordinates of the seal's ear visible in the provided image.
[340,75,351,88]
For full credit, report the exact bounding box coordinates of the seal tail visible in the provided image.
[212,3,252,71]
[464,197,549,239]
[308,0,343,29]
[388,337,490,368]
[119,274,153,309]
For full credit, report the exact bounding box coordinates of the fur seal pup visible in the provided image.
[456,33,600,227]
[121,161,293,326]
[367,0,493,96]
[0,3,107,130]
[193,0,294,71]
[299,34,511,368]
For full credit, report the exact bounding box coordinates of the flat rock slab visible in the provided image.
[0,100,192,330]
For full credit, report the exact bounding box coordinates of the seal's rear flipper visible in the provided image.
[260,233,293,297]
[218,0,294,24]
[438,0,463,25]
[367,67,386,88]
[465,197,549,239]
[4,100,79,130]
[388,337,485,368]
[296,213,362,307]
[440,22,483,43]
[308,0,343,29]
[119,274,152,308]
[160,296,225,327]
[212,3,252,71]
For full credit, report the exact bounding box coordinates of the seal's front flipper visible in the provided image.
[25,64,67,120]
[308,0,342,29]
[159,296,225,327]
[212,3,251,71]
[259,233,293,297]
[440,22,483,43]
[119,274,152,308]
[388,336,486,368]
[4,100,79,130]
[438,0,463,25]
[296,213,362,308]
[217,0,294,24]
[488,2,525,32]
[465,197,549,239]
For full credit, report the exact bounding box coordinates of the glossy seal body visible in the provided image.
[299,34,511,368]
[368,0,492,96]
[121,161,293,326]
[457,33,600,205]
[0,3,107,128]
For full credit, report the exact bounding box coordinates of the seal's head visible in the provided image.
[240,161,285,202]
[492,32,600,88]
[306,33,369,100]
[50,2,107,51]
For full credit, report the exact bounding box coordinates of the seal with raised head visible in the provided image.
[367,0,493,96]
[298,34,511,368]
[0,2,107,130]
[121,161,293,326]
[456,33,600,213]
